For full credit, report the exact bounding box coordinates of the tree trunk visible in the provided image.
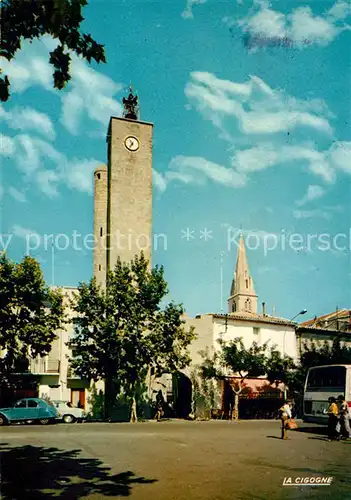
[233,392,239,420]
[130,395,138,423]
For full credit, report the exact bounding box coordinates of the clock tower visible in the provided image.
[93,88,153,287]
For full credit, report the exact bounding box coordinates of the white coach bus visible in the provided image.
[303,364,351,424]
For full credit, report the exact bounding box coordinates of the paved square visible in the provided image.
[0,420,350,499]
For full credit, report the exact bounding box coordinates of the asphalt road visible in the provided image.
[0,420,350,500]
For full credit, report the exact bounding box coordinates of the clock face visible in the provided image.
[124,136,140,152]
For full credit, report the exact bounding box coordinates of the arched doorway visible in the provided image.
[172,372,192,418]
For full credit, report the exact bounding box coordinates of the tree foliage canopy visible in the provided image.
[300,338,351,368]
[200,337,295,419]
[286,338,351,394]
[0,253,64,382]
[68,254,196,417]
[201,338,293,393]
[0,0,105,101]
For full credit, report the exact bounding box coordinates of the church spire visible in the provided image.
[228,234,258,314]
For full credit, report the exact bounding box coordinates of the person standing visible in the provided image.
[154,390,164,421]
[337,395,351,439]
[327,397,339,441]
[279,400,292,440]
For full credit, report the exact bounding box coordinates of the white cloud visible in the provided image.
[185,72,333,136]
[182,0,207,19]
[170,156,246,187]
[295,185,325,206]
[242,7,286,38]
[0,36,123,136]
[329,1,351,20]
[0,134,15,156]
[35,170,60,198]
[13,134,63,174]
[1,56,53,93]
[185,72,350,185]
[236,1,350,49]
[61,57,123,135]
[12,224,41,242]
[63,158,100,194]
[8,186,27,203]
[152,170,167,193]
[5,132,100,197]
[328,141,351,173]
[229,143,337,183]
[0,106,55,140]
[293,209,331,220]
[221,223,283,245]
[234,144,278,172]
[289,7,338,45]
[154,155,246,192]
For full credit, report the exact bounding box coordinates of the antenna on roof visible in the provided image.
[220,251,224,313]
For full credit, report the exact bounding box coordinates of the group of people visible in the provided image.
[327,395,351,441]
[279,396,351,441]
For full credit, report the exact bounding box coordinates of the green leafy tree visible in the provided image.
[0,253,64,388]
[202,338,269,420]
[268,339,351,416]
[201,338,296,420]
[0,0,105,101]
[68,253,196,422]
[288,339,351,396]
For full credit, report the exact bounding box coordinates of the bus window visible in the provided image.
[306,366,346,391]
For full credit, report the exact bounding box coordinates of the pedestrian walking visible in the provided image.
[327,397,339,441]
[337,395,351,439]
[279,400,292,440]
[154,390,164,421]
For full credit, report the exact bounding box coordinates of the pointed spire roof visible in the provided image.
[229,233,257,313]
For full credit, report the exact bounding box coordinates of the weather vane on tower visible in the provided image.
[122,85,139,120]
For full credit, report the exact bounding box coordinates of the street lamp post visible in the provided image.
[283,309,307,400]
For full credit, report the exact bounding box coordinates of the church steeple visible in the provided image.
[228,234,258,314]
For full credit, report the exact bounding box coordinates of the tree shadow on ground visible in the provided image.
[0,443,157,499]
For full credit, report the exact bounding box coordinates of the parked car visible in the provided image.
[0,398,59,426]
[51,400,86,423]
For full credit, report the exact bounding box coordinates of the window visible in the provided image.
[246,279,249,288]
[28,400,38,408]
[100,227,103,237]
[232,302,236,312]
[306,366,346,391]
[99,264,101,271]
[97,173,101,180]
[14,400,26,408]
[253,327,260,336]
[245,298,251,311]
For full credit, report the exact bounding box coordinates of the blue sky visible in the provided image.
[1,0,350,321]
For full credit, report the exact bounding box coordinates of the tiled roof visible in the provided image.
[300,309,350,326]
[208,311,295,326]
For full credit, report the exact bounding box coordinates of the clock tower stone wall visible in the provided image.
[106,116,153,273]
[93,164,108,288]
